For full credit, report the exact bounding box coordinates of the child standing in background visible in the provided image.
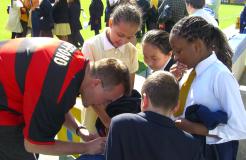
[6,0,23,39]
[89,0,104,35]
[39,0,54,37]
[68,0,84,48]
[240,4,246,34]
[141,29,175,78]
[19,0,29,37]
[170,16,246,160]
[53,0,71,41]
[82,4,142,133]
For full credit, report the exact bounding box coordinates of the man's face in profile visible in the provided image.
[81,80,124,107]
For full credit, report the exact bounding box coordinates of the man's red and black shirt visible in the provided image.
[0,38,88,145]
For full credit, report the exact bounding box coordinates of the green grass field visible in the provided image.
[219,4,244,29]
[0,1,244,72]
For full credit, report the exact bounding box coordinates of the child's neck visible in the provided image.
[146,106,172,118]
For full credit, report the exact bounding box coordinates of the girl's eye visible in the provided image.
[117,34,124,38]
[127,36,133,40]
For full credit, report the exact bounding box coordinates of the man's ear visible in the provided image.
[168,50,173,57]
[91,78,101,87]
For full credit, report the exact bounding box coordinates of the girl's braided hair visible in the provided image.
[171,16,233,71]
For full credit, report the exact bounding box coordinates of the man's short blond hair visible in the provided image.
[92,58,130,96]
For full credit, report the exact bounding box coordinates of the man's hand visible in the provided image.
[77,128,100,142]
[84,137,107,155]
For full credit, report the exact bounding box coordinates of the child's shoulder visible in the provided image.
[112,113,139,126]
[85,33,104,45]
[123,42,137,53]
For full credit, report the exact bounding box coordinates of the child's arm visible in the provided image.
[175,118,210,136]
[175,118,220,138]
[92,104,111,129]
